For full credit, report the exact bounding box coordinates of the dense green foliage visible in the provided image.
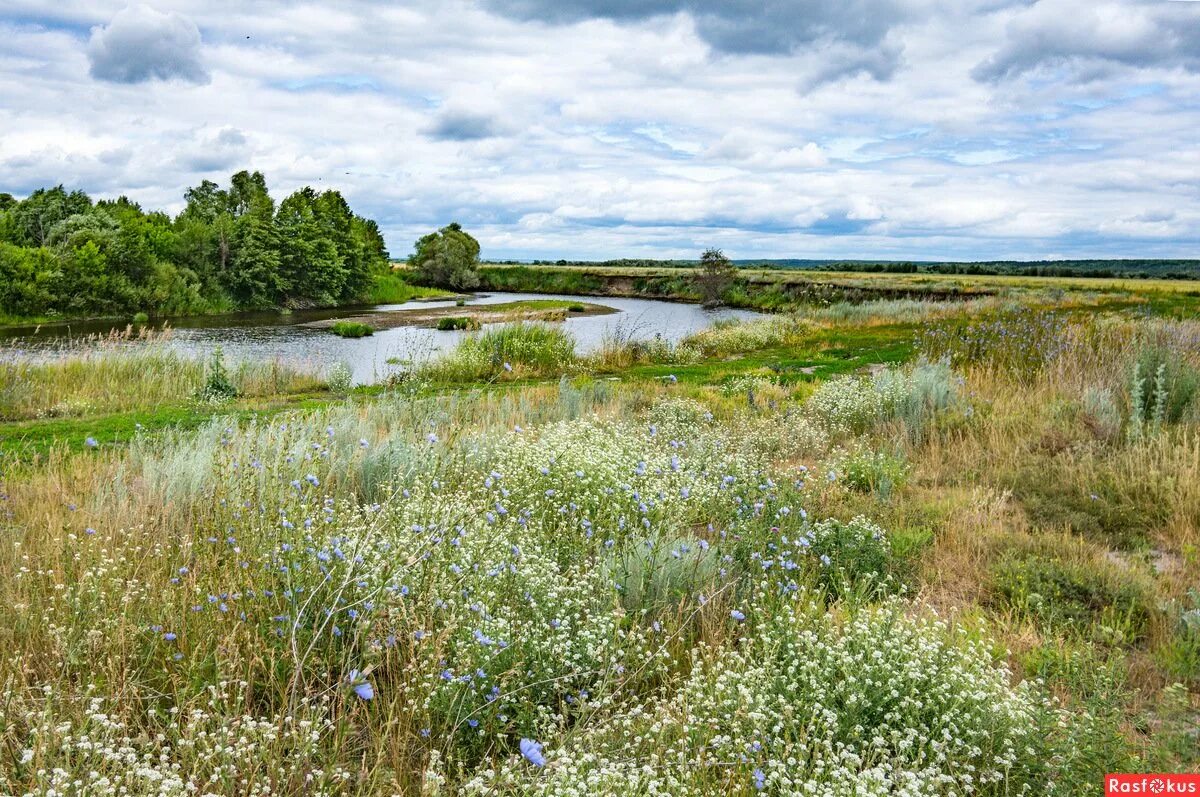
[329,321,375,338]
[409,221,481,290]
[0,172,389,321]
[494,257,1200,280]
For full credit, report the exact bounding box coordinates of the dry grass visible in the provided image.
[1,337,326,420]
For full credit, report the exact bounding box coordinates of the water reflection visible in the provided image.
[1,293,764,384]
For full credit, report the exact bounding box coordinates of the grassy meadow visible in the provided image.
[0,270,1198,795]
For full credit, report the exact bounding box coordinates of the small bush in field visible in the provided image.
[197,347,237,401]
[805,515,893,600]
[606,535,720,614]
[1157,589,1200,684]
[1082,386,1122,440]
[807,360,960,438]
[837,447,909,499]
[1127,345,1200,440]
[992,553,1155,643]
[326,362,353,394]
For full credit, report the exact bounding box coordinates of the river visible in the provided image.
[0,292,764,384]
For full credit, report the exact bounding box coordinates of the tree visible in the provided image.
[277,187,345,304]
[0,173,392,320]
[0,243,54,317]
[696,247,736,306]
[4,186,92,247]
[409,222,481,290]
[226,193,283,308]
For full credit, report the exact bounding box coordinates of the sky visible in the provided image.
[1,1,1198,261]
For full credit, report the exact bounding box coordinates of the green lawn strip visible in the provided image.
[612,323,919,385]
[0,321,919,463]
[0,392,335,462]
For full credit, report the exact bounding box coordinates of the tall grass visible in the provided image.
[2,299,1199,792]
[0,344,325,420]
[418,322,577,381]
[368,269,451,304]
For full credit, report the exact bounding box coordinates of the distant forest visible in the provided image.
[0,171,389,322]
[507,257,1200,280]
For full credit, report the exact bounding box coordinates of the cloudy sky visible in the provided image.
[2,1,1198,261]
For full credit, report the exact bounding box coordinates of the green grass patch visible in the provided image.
[368,270,451,304]
[329,321,374,338]
[436,316,482,331]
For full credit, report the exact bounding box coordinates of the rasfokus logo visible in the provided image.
[1107,775,1200,795]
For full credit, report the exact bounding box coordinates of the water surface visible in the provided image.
[1,293,764,384]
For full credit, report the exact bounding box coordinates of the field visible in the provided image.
[1,269,1199,795]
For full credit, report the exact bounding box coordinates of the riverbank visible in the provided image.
[303,299,616,332]
[475,262,1200,315]
[476,263,993,311]
[0,273,452,334]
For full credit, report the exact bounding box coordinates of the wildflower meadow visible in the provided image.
[2,289,1199,796]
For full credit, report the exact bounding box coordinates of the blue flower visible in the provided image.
[753,768,766,791]
[519,738,546,767]
[84,437,98,448]
[347,669,374,701]
[730,609,746,622]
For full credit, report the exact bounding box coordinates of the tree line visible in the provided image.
[0,171,389,321]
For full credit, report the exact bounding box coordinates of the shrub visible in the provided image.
[1157,589,1200,684]
[1127,345,1200,440]
[992,552,1155,643]
[718,373,777,398]
[329,321,374,338]
[468,601,1078,795]
[606,535,720,615]
[806,373,886,435]
[132,311,149,325]
[807,360,961,440]
[197,346,237,401]
[567,303,585,312]
[1082,386,1122,441]
[805,515,894,600]
[326,361,353,394]
[422,322,577,381]
[836,447,909,500]
[695,247,736,306]
[436,316,481,331]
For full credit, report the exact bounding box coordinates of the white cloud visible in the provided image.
[0,0,1196,260]
[87,5,209,84]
